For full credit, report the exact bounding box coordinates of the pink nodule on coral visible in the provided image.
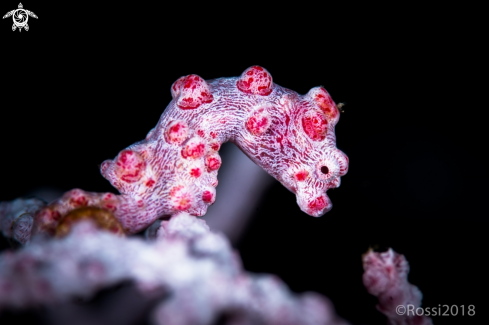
[362,249,433,325]
[171,74,213,109]
[68,189,89,208]
[103,193,114,200]
[237,65,273,96]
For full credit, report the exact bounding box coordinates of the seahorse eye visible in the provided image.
[320,166,329,174]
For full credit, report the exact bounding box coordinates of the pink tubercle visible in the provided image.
[315,87,339,120]
[171,74,213,109]
[34,207,62,234]
[246,109,271,135]
[295,170,309,181]
[205,154,221,171]
[165,120,189,145]
[171,76,185,98]
[69,195,88,208]
[169,185,193,211]
[202,190,214,203]
[181,138,206,159]
[210,142,220,152]
[189,167,202,178]
[38,208,61,223]
[302,110,328,141]
[337,151,349,176]
[66,189,89,208]
[328,149,349,177]
[308,196,327,212]
[115,150,146,183]
[103,203,117,212]
[236,66,273,96]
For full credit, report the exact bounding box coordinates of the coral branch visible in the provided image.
[0,198,45,245]
[0,213,348,325]
[202,143,276,244]
[362,249,433,325]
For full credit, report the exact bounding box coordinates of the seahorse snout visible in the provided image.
[296,191,333,217]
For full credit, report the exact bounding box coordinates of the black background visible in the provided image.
[0,2,487,324]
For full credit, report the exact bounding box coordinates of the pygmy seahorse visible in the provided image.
[1,66,349,243]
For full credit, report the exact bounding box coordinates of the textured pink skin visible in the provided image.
[362,249,433,325]
[27,66,348,236]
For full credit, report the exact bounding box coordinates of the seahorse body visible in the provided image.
[3,66,348,241]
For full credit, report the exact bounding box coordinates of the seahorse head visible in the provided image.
[266,86,349,217]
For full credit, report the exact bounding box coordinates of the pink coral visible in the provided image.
[362,249,433,325]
